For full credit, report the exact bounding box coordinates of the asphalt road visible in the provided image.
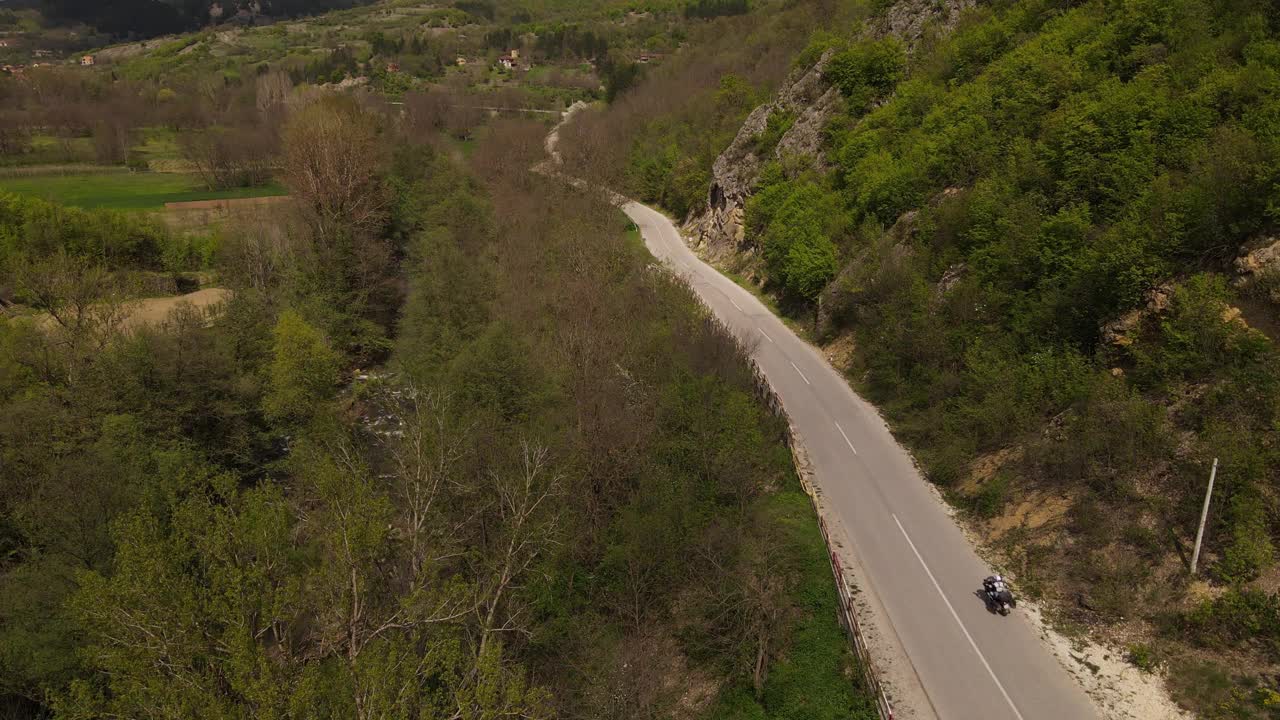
[621,199,1100,720]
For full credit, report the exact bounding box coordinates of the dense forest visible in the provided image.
[0,56,874,719]
[38,0,375,38]
[564,0,1280,716]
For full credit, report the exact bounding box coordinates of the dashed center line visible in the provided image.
[893,514,1026,720]
[759,328,774,343]
[790,361,810,385]
[729,297,743,312]
[834,422,858,455]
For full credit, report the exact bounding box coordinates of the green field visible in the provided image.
[0,172,287,209]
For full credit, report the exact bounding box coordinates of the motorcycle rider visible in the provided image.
[983,575,1013,607]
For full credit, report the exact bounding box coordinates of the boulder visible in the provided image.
[1234,237,1280,283]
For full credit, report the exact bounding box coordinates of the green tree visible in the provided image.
[825,37,907,111]
[262,310,341,427]
[1220,490,1275,584]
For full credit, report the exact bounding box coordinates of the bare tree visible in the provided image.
[382,385,472,579]
[689,525,796,699]
[180,125,276,190]
[92,118,132,165]
[218,211,308,290]
[298,434,472,720]
[281,96,390,241]
[255,69,294,128]
[475,442,563,659]
[0,111,32,156]
[404,89,450,141]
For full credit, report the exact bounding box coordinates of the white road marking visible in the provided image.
[790,361,810,385]
[729,297,743,312]
[759,328,774,343]
[835,422,858,455]
[893,514,1026,720]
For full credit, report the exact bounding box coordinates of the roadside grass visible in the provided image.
[0,172,286,210]
[1167,657,1277,719]
[705,488,877,720]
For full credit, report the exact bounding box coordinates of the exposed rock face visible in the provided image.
[876,0,974,48]
[935,263,966,297]
[1101,284,1174,347]
[683,0,975,265]
[1235,237,1280,286]
[684,49,839,263]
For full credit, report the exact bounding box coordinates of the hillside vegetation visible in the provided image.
[40,0,376,39]
[569,0,1280,716]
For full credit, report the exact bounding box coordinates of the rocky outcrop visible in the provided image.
[684,49,840,263]
[683,0,975,265]
[876,0,974,48]
[1234,237,1280,300]
[1236,237,1280,275]
[1101,284,1174,348]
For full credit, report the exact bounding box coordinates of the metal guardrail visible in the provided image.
[817,508,897,720]
[745,360,896,720]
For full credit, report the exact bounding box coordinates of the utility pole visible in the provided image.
[1190,458,1219,575]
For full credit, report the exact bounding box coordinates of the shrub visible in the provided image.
[1182,589,1280,659]
[972,473,1010,519]
[824,37,907,111]
[1128,643,1158,672]
[1219,490,1275,585]
[1134,274,1271,388]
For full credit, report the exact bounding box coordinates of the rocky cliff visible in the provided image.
[683,0,974,265]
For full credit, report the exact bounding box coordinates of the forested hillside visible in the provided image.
[564,0,1280,716]
[41,0,374,38]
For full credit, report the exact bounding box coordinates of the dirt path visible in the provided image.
[117,287,231,330]
[29,287,231,333]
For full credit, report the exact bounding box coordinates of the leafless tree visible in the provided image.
[180,125,277,190]
[92,118,132,165]
[255,69,294,127]
[382,385,473,580]
[281,96,390,241]
[217,211,308,290]
[475,442,563,659]
[689,524,796,699]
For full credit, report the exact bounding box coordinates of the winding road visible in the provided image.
[620,199,1100,720]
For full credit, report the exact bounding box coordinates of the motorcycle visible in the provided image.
[983,578,1015,616]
